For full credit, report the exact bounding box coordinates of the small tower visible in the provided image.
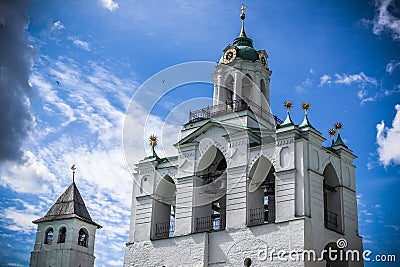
[30,166,101,267]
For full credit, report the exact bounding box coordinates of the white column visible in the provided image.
[254,73,262,107]
[233,71,242,101]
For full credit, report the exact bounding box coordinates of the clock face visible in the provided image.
[223,48,236,64]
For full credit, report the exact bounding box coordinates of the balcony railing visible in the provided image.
[195,213,225,233]
[324,209,338,231]
[189,99,283,125]
[248,207,266,226]
[154,221,174,240]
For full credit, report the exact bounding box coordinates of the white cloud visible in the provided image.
[376,104,400,166]
[51,21,65,31]
[320,72,378,103]
[0,151,57,194]
[334,72,377,87]
[357,89,368,99]
[386,59,400,74]
[295,78,313,93]
[1,55,184,265]
[30,73,76,127]
[319,74,331,86]
[1,205,42,234]
[68,36,91,51]
[372,0,400,41]
[357,89,377,104]
[385,224,400,231]
[100,0,119,12]
[384,84,400,96]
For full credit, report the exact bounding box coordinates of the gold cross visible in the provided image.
[239,4,248,15]
[71,164,76,183]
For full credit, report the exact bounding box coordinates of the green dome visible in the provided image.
[233,36,258,62]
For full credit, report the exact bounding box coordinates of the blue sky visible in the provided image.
[0,0,399,266]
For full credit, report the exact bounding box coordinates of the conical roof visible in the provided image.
[33,182,101,228]
[332,133,348,149]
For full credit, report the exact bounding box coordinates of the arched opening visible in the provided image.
[57,227,66,243]
[323,242,349,267]
[151,175,176,240]
[78,228,88,247]
[140,176,148,194]
[260,79,266,98]
[44,227,54,245]
[194,145,227,232]
[223,75,234,104]
[247,156,275,226]
[241,74,252,101]
[323,164,343,233]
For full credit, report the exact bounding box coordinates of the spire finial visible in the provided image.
[332,122,348,148]
[328,128,336,146]
[284,100,293,112]
[302,102,310,115]
[149,134,158,157]
[334,122,343,134]
[279,100,295,128]
[239,4,248,37]
[71,164,76,183]
[299,102,314,128]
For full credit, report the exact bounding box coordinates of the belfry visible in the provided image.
[30,166,101,267]
[124,5,363,267]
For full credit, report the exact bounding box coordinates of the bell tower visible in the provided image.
[213,4,272,120]
[30,166,101,267]
[124,5,364,267]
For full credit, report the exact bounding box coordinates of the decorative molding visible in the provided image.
[139,168,154,175]
[229,138,247,148]
[248,152,277,174]
[320,156,341,180]
[276,138,294,147]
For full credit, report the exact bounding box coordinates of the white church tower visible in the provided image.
[30,166,102,267]
[124,5,363,267]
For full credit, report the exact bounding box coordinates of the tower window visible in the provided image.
[57,227,66,243]
[194,145,227,233]
[323,164,343,233]
[151,175,176,240]
[44,228,54,245]
[78,228,89,247]
[247,156,275,226]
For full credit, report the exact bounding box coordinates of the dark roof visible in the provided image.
[33,182,102,228]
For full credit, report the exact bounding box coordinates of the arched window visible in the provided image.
[260,79,266,97]
[140,176,148,194]
[241,74,252,101]
[194,145,227,233]
[260,79,269,105]
[247,156,275,226]
[323,164,343,233]
[57,227,66,243]
[44,227,54,245]
[151,175,177,240]
[224,75,234,104]
[78,228,88,247]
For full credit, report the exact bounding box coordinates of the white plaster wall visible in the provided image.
[124,220,305,267]
[124,233,209,267]
[30,218,97,267]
